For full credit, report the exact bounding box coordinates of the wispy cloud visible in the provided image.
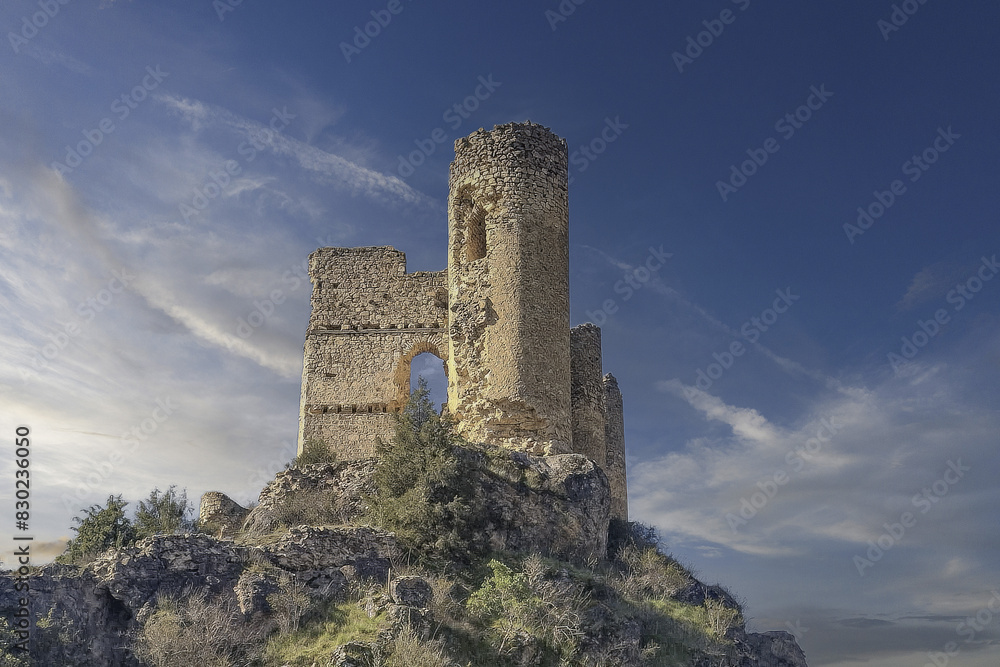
[158,93,436,209]
[896,260,967,311]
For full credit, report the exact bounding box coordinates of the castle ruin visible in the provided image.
[297,122,627,520]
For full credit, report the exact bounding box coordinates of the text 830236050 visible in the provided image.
[10,426,32,653]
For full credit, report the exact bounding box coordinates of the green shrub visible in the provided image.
[466,556,588,662]
[366,380,483,567]
[134,486,193,540]
[57,495,135,565]
[287,438,337,468]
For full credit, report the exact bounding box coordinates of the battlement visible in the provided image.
[298,122,627,519]
[297,247,449,460]
[307,247,447,332]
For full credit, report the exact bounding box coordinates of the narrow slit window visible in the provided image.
[465,204,486,262]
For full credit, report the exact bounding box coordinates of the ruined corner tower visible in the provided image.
[297,121,628,520]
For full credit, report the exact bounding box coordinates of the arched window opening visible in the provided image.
[409,352,448,412]
[465,203,487,262]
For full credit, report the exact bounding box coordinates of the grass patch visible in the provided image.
[262,600,384,667]
[626,597,738,666]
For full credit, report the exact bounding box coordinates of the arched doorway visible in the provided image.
[410,352,448,411]
[391,340,448,412]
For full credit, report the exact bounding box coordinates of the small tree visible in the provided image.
[134,486,193,540]
[367,379,482,566]
[57,494,135,564]
[467,557,588,660]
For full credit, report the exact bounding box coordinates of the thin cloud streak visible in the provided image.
[158,93,436,209]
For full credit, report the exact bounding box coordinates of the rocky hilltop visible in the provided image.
[1,442,807,666]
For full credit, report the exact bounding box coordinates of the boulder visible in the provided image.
[463,447,611,562]
[389,576,433,607]
[242,460,376,537]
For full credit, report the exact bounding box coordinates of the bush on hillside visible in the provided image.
[132,590,267,667]
[57,494,135,565]
[134,486,194,540]
[286,438,337,469]
[366,379,483,567]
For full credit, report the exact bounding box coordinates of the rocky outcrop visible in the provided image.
[734,629,809,667]
[389,575,433,608]
[462,447,611,562]
[2,448,808,666]
[218,446,611,563]
[0,527,402,667]
[90,533,246,613]
[239,459,377,537]
[261,525,400,584]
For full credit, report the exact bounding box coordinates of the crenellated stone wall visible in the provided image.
[297,247,449,459]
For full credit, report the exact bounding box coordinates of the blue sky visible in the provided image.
[1,1,999,664]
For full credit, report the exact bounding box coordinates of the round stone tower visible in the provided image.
[446,122,572,454]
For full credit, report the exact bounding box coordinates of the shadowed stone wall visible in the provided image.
[604,373,628,521]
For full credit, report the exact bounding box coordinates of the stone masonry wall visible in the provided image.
[446,122,572,455]
[570,323,606,465]
[297,247,448,460]
[296,123,628,521]
[603,373,628,521]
